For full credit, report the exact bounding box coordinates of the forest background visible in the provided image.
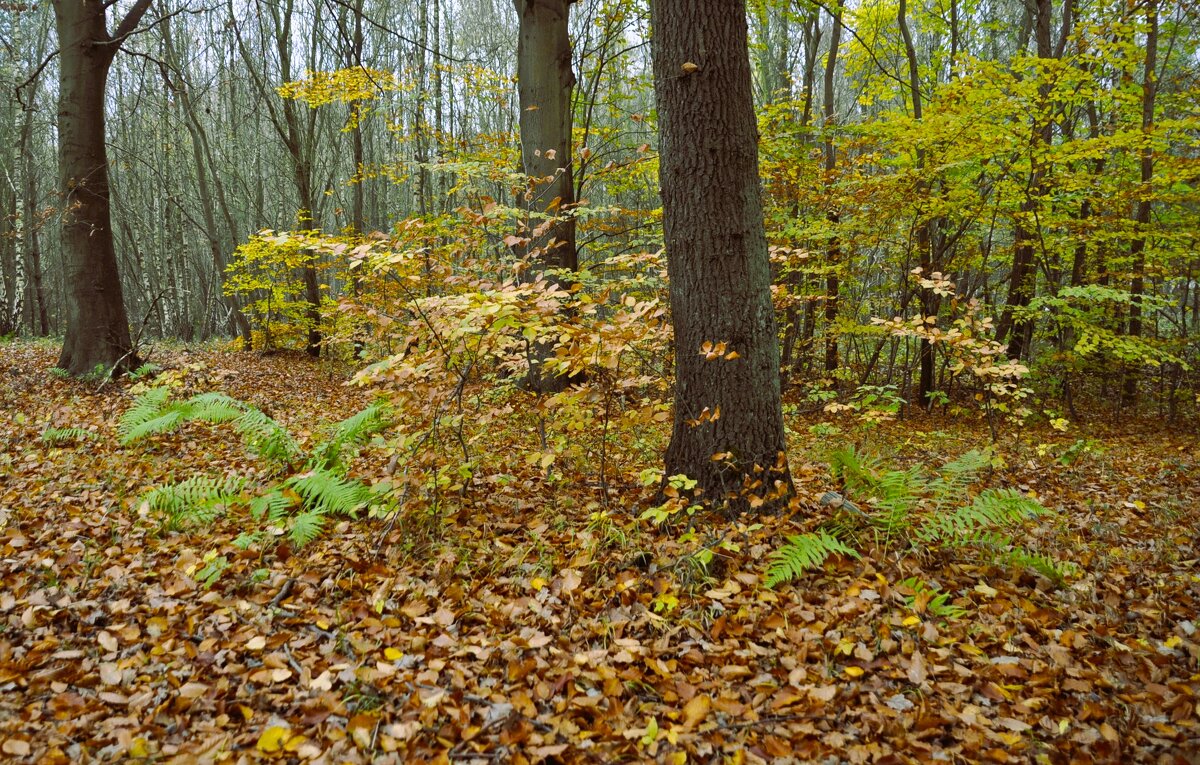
[0,0,1199,762]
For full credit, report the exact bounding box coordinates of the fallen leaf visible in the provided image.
[257,726,291,754]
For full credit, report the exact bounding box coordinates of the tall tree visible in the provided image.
[995,0,1053,360]
[652,0,792,511]
[1122,0,1157,407]
[53,0,154,375]
[513,0,577,271]
[821,1,842,375]
[898,0,938,406]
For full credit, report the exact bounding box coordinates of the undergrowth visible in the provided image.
[765,446,1074,587]
[120,388,391,547]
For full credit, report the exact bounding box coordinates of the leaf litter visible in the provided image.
[0,341,1197,763]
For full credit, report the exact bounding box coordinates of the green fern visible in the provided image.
[899,577,967,620]
[118,388,173,443]
[142,475,246,528]
[1001,547,1077,583]
[308,400,392,472]
[764,530,861,587]
[41,427,97,446]
[766,446,1071,584]
[285,468,370,517]
[923,488,1045,542]
[121,390,389,549]
[185,392,245,424]
[288,508,328,547]
[250,489,295,522]
[828,446,883,495]
[128,363,163,381]
[234,408,301,467]
[928,449,989,512]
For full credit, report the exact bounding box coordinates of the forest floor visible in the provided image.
[0,339,1198,765]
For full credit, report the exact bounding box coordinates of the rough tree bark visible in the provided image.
[53,0,153,375]
[514,0,578,272]
[652,0,793,511]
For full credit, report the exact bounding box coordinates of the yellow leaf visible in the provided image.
[384,647,404,661]
[902,615,921,627]
[129,737,151,758]
[682,694,711,729]
[257,726,291,754]
[531,577,548,591]
[844,666,865,678]
[974,582,998,598]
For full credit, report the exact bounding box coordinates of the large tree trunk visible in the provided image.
[514,0,577,272]
[53,0,152,376]
[652,0,792,512]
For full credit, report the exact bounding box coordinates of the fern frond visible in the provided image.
[185,392,245,423]
[764,530,860,588]
[922,488,1044,542]
[41,427,96,446]
[120,408,190,444]
[929,449,989,511]
[118,388,173,443]
[142,475,246,527]
[308,400,392,472]
[870,466,924,531]
[289,509,327,547]
[1001,546,1077,582]
[828,446,882,495]
[250,489,295,521]
[285,468,370,517]
[234,408,301,467]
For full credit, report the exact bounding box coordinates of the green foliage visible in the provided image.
[192,551,230,589]
[899,577,967,620]
[143,474,247,528]
[40,427,97,446]
[232,408,302,469]
[766,447,1073,587]
[120,388,301,469]
[128,363,163,382]
[285,468,370,518]
[123,388,385,548]
[307,400,392,472]
[118,388,173,443]
[764,530,862,588]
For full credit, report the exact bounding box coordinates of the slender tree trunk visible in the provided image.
[20,109,50,336]
[161,18,252,348]
[996,0,1053,362]
[514,0,578,272]
[53,0,152,375]
[899,0,941,407]
[0,182,17,335]
[1122,0,1158,407]
[822,3,843,375]
[652,0,792,512]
